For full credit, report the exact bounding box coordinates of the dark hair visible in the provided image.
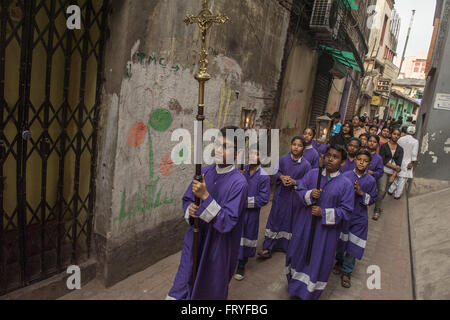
[368,134,380,144]
[359,116,366,122]
[332,112,341,119]
[356,149,372,162]
[348,137,362,148]
[401,126,409,133]
[392,128,402,136]
[381,126,392,133]
[360,133,370,140]
[291,136,306,146]
[219,126,241,150]
[369,125,378,131]
[326,144,348,161]
[342,121,354,136]
[303,127,316,138]
[352,115,360,121]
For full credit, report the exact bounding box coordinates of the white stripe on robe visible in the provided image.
[285,265,328,293]
[349,232,366,249]
[240,237,258,248]
[199,200,221,223]
[265,229,292,240]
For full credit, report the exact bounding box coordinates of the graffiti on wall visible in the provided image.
[115,108,175,222]
[127,51,181,79]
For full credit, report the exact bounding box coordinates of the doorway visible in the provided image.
[0,0,109,294]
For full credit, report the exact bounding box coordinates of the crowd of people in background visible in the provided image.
[166,113,419,301]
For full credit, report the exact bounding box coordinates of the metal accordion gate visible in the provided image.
[0,0,109,295]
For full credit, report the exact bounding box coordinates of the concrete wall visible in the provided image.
[414,0,450,194]
[326,78,345,114]
[276,40,319,156]
[93,0,290,286]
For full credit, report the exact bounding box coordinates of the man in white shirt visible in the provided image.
[388,126,419,199]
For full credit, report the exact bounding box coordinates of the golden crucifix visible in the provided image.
[184,0,229,286]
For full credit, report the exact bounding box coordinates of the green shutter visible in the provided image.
[319,45,361,72]
[340,0,359,10]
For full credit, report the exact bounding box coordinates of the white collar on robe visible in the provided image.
[290,154,303,164]
[305,145,313,150]
[322,168,340,178]
[353,169,366,179]
[215,164,235,174]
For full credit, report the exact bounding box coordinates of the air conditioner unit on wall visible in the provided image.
[310,0,343,40]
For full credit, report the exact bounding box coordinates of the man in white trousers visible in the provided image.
[388,126,419,199]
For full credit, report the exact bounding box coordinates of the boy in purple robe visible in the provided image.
[166,126,248,300]
[340,138,361,173]
[258,136,311,259]
[367,134,384,181]
[286,145,354,300]
[334,150,377,288]
[234,144,271,281]
[303,128,320,169]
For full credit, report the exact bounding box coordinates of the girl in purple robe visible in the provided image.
[334,150,378,288]
[166,126,248,300]
[234,145,271,281]
[303,128,320,169]
[258,136,311,259]
[286,145,354,300]
[367,134,384,181]
[340,138,361,173]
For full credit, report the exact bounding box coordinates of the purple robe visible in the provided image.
[286,169,354,300]
[262,154,311,252]
[239,166,271,260]
[312,140,329,156]
[303,145,320,169]
[338,171,377,260]
[167,164,248,300]
[340,158,356,173]
[368,152,384,181]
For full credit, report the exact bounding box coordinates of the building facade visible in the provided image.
[358,0,400,119]
[397,53,428,80]
[388,90,421,123]
[276,0,372,155]
[413,0,450,195]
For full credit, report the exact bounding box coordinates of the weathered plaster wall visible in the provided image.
[414,0,450,188]
[94,0,290,286]
[325,78,345,115]
[275,40,319,157]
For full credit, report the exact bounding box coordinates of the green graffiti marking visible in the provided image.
[149,109,173,132]
[115,111,175,222]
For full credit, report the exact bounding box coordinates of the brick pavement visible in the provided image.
[61,193,413,300]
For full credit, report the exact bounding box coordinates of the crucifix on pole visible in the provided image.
[184,0,229,286]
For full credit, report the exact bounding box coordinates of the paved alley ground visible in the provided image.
[409,188,450,299]
[61,191,413,300]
